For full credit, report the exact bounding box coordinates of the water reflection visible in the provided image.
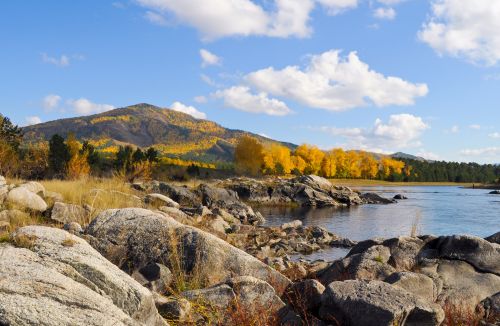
[257,186,499,243]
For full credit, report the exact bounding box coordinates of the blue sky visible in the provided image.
[1,0,500,163]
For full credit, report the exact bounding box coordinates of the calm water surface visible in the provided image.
[257,186,500,261]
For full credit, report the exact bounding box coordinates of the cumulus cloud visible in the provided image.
[136,0,361,40]
[489,132,500,139]
[315,114,429,152]
[416,150,440,161]
[25,116,42,126]
[170,101,207,119]
[200,49,221,67]
[67,98,115,115]
[43,94,62,111]
[41,53,70,67]
[418,0,500,65]
[373,7,396,20]
[144,10,169,26]
[460,147,500,157]
[214,86,292,116]
[245,50,428,112]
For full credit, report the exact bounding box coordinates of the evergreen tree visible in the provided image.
[48,134,70,176]
[145,147,159,163]
[0,114,23,150]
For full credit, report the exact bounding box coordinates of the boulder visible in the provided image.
[319,280,444,326]
[0,175,6,187]
[155,296,192,322]
[318,245,395,285]
[6,187,47,212]
[50,202,88,224]
[155,183,200,207]
[281,220,303,230]
[86,208,290,294]
[285,279,325,312]
[182,276,285,324]
[0,226,166,326]
[145,194,180,208]
[421,260,500,310]
[478,292,500,324]
[385,272,437,302]
[132,263,173,295]
[18,181,46,197]
[489,190,500,195]
[44,191,64,204]
[394,194,408,200]
[158,206,191,224]
[383,236,426,270]
[430,235,500,275]
[485,231,500,245]
[63,222,83,234]
[360,192,396,204]
[0,185,8,203]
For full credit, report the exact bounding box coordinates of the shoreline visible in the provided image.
[327,179,476,187]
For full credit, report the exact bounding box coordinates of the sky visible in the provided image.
[1,0,500,163]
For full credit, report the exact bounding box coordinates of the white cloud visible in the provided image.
[317,0,358,15]
[193,95,208,103]
[144,10,169,26]
[460,147,500,157]
[200,49,221,67]
[214,86,292,116]
[67,98,115,115]
[469,124,481,130]
[416,150,440,161]
[377,0,404,4]
[489,132,500,139]
[25,116,42,126]
[373,7,396,20]
[136,0,360,40]
[316,114,429,152]
[246,50,428,112]
[43,94,62,111]
[41,53,70,67]
[418,0,500,65]
[450,125,459,133]
[170,101,207,119]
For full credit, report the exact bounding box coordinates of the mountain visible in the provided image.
[23,103,296,165]
[390,152,432,162]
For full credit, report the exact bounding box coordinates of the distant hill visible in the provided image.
[23,103,295,165]
[390,152,432,162]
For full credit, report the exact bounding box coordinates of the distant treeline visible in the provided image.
[396,159,500,183]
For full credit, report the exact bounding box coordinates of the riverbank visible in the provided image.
[1,174,499,325]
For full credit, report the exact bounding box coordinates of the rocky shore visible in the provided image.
[0,175,499,325]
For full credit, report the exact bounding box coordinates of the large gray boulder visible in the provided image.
[0,226,166,326]
[486,231,500,244]
[319,280,444,326]
[385,272,437,302]
[86,208,290,294]
[318,245,396,285]
[6,187,47,212]
[426,235,500,275]
[50,202,88,224]
[154,183,200,207]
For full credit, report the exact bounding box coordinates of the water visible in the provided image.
[256,186,500,261]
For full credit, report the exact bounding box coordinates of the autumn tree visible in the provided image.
[262,144,293,174]
[294,144,325,175]
[19,142,49,179]
[381,157,405,180]
[291,155,307,175]
[346,151,361,178]
[320,150,337,178]
[331,148,348,178]
[65,133,90,179]
[234,135,264,176]
[359,151,379,179]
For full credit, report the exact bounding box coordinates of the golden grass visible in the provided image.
[328,179,475,187]
[40,177,144,225]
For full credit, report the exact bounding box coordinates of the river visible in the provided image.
[258,186,500,261]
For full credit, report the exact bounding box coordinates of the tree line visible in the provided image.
[234,135,408,180]
[233,135,500,183]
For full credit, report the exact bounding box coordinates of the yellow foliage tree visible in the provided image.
[294,144,325,175]
[66,133,90,179]
[331,148,348,178]
[359,151,379,179]
[234,135,264,176]
[262,144,293,174]
[320,150,337,178]
[291,155,307,174]
[381,157,405,178]
[346,151,361,178]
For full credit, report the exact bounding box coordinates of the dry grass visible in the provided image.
[41,177,144,225]
[10,233,38,249]
[61,236,77,247]
[442,301,483,326]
